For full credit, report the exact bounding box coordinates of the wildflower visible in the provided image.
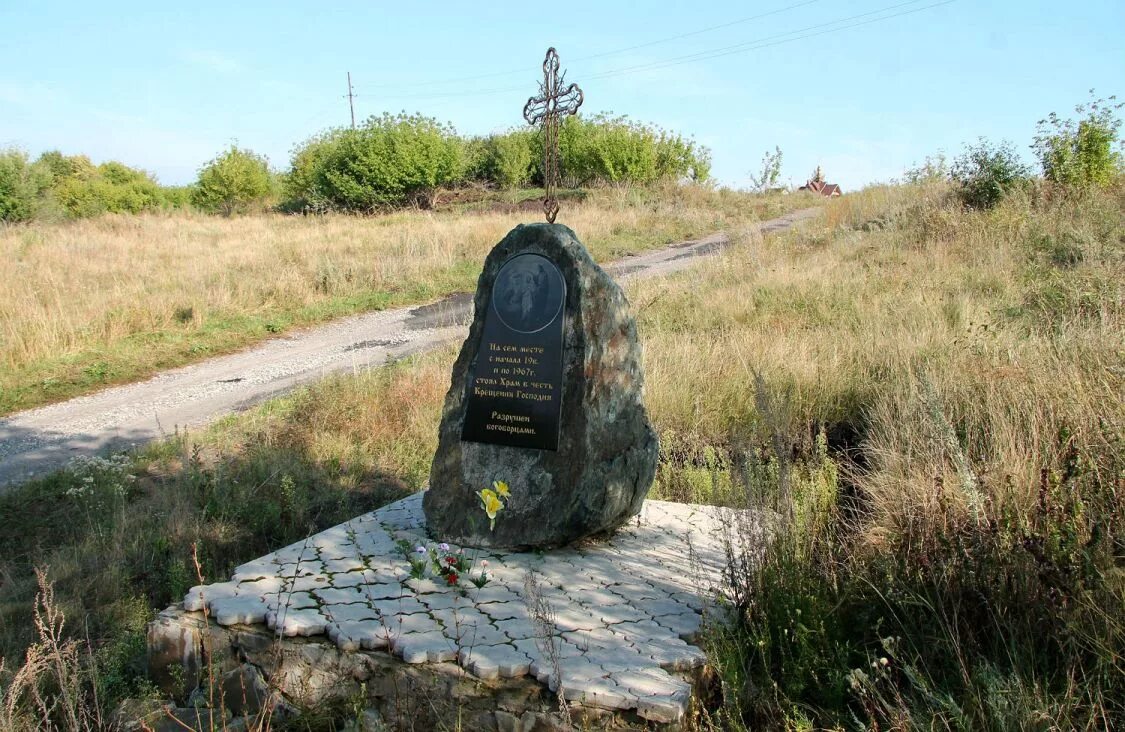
[445,556,457,565]
[478,488,503,530]
[480,560,489,568]
[879,657,889,667]
[493,480,510,498]
[439,542,450,552]
[415,546,426,554]
[446,572,459,586]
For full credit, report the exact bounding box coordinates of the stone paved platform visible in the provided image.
[181,494,750,724]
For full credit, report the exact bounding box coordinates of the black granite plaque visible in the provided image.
[461,252,566,450]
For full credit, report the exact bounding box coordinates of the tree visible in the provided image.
[749,146,783,192]
[193,146,274,215]
[1033,91,1123,189]
[557,114,710,186]
[286,114,463,211]
[487,130,536,189]
[950,139,1030,210]
[903,152,948,184]
[0,149,49,223]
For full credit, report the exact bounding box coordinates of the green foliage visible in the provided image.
[158,184,195,210]
[0,149,50,222]
[192,145,274,215]
[457,116,709,191]
[35,149,96,181]
[903,151,949,183]
[1033,91,1124,188]
[749,146,784,192]
[286,113,464,211]
[13,151,168,219]
[950,138,1030,209]
[558,114,711,186]
[12,114,715,219]
[484,130,536,189]
[458,131,535,189]
[459,135,491,183]
[53,162,164,217]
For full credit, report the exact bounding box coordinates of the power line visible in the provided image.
[363,0,826,91]
[571,0,824,64]
[374,0,954,101]
[582,0,950,81]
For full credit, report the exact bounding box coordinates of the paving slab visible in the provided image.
[170,493,760,724]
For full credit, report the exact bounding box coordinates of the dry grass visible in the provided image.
[2,180,1120,727]
[0,185,813,414]
[636,183,1123,531]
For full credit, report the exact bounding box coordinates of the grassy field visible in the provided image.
[0,185,812,415]
[1,181,1121,729]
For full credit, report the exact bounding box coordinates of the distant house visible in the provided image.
[799,166,842,196]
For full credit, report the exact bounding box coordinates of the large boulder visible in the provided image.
[424,223,657,549]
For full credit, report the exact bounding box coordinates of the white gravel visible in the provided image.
[0,207,819,488]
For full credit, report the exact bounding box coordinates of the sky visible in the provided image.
[1,1,1123,191]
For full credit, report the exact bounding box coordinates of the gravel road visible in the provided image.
[0,207,819,488]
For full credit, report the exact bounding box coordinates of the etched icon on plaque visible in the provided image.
[492,254,565,334]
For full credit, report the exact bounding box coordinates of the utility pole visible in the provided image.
[345,72,356,129]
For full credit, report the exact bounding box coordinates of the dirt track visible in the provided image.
[0,208,819,488]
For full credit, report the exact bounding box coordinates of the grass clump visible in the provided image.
[638,181,1123,728]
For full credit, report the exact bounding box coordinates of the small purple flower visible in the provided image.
[415,546,426,554]
[439,542,450,552]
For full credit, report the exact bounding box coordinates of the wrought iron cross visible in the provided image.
[523,47,583,223]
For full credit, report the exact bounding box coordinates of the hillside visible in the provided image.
[1,180,1121,728]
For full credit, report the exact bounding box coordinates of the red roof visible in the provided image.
[799,180,842,196]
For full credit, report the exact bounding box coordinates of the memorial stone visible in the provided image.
[423,223,658,549]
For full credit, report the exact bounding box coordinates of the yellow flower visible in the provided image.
[478,488,503,530]
[492,480,510,499]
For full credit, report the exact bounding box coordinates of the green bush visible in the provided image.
[192,145,274,215]
[459,135,491,183]
[35,150,98,182]
[950,138,1030,210]
[27,152,165,218]
[558,114,710,186]
[286,113,463,211]
[484,130,536,189]
[1033,92,1124,189]
[283,133,336,212]
[458,132,534,188]
[0,149,50,223]
[749,146,783,192]
[491,130,536,188]
[158,184,195,210]
[903,152,949,183]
